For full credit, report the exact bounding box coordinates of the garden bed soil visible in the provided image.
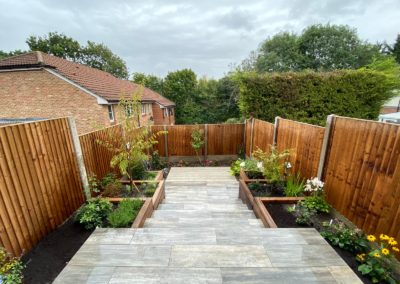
[22,215,92,284]
[248,182,285,197]
[265,203,373,284]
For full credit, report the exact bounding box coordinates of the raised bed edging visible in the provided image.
[239,169,268,183]
[132,198,153,228]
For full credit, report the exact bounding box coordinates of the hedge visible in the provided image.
[237,70,394,125]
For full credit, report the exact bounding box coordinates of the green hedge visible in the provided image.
[237,70,394,125]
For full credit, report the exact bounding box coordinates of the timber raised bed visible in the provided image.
[120,170,163,185]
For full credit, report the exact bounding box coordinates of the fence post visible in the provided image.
[317,114,335,180]
[273,116,280,146]
[67,117,91,200]
[249,118,255,157]
[204,124,208,161]
[163,125,169,163]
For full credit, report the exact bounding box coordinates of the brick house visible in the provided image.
[0,51,175,134]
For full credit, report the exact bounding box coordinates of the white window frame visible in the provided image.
[108,105,115,122]
[142,104,146,115]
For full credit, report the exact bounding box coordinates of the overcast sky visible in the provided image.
[1,0,399,78]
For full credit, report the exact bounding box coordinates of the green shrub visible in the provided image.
[237,70,395,125]
[284,173,305,197]
[128,160,146,180]
[300,195,331,213]
[253,146,290,183]
[150,150,165,170]
[143,183,157,197]
[108,199,144,228]
[0,247,24,284]
[321,220,368,253]
[230,158,261,176]
[101,173,119,188]
[291,203,317,226]
[75,198,112,230]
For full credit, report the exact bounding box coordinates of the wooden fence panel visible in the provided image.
[79,125,122,179]
[166,125,205,156]
[252,119,274,154]
[323,117,400,240]
[151,125,167,156]
[0,118,84,256]
[207,124,245,155]
[276,118,325,179]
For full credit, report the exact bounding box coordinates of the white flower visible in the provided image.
[240,162,245,167]
[126,142,130,150]
[285,162,292,169]
[257,162,263,169]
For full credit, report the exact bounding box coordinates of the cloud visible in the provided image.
[0,0,399,78]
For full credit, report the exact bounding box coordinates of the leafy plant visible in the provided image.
[75,198,112,230]
[101,182,123,197]
[143,183,157,197]
[320,220,368,253]
[150,150,165,170]
[97,89,164,192]
[230,158,262,176]
[0,247,24,284]
[293,203,317,226]
[357,234,399,283]
[88,173,100,194]
[300,195,331,213]
[253,145,290,183]
[284,172,305,197]
[100,173,118,188]
[108,199,144,228]
[191,125,205,164]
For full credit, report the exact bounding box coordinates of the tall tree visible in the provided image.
[385,34,400,64]
[26,32,129,79]
[81,41,128,79]
[0,50,26,60]
[132,72,164,94]
[163,69,202,124]
[299,24,380,70]
[243,24,381,72]
[26,32,81,61]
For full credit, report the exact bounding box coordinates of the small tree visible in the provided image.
[191,125,205,165]
[253,145,290,183]
[98,87,164,193]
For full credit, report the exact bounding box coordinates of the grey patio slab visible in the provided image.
[170,245,272,268]
[328,266,363,283]
[216,228,264,245]
[130,227,217,245]
[109,267,223,284]
[85,228,135,245]
[260,228,328,246]
[54,266,115,284]
[221,267,357,284]
[264,244,347,267]
[68,244,171,267]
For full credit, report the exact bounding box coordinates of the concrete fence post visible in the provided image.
[249,118,255,157]
[67,117,91,200]
[273,116,280,146]
[204,124,208,161]
[163,125,169,163]
[317,114,335,180]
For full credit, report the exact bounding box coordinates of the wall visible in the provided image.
[0,69,112,134]
[152,103,175,125]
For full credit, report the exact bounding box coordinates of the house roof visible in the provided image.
[0,51,175,107]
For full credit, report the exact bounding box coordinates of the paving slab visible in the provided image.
[54,167,361,283]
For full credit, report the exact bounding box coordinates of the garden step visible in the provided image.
[151,209,257,220]
[157,203,248,211]
[143,218,264,228]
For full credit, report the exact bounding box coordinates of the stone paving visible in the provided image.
[54,167,362,283]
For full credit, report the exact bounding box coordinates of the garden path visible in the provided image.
[54,167,361,283]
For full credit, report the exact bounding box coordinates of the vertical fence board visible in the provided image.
[323,117,400,240]
[276,118,325,179]
[207,124,244,155]
[0,118,84,256]
[252,119,275,154]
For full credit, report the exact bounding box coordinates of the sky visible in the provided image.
[0,0,399,78]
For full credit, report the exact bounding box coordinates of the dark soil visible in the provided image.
[248,182,285,197]
[101,182,157,198]
[266,203,373,284]
[22,215,92,284]
[245,171,264,179]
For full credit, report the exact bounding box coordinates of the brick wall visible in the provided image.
[152,103,175,125]
[380,106,399,114]
[0,69,113,134]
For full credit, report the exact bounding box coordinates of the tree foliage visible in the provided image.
[243,24,381,72]
[26,32,128,78]
[132,72,164,94]
[237,69,396,125]
[385,34,400,64]
[0,50,26,60]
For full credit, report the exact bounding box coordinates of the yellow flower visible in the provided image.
[373,252,381,258]
[392,247,399,252]
[381,248,390,255]
[380,234,389,241]
[357,253,366,261]
[388,239,398,246]
[367,235,376,242]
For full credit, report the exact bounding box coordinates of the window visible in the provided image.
[163,108,169,117]
[108,105,114,122]
[169,108,174,116]
[141,104,146,115]
[125,105,132,117]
